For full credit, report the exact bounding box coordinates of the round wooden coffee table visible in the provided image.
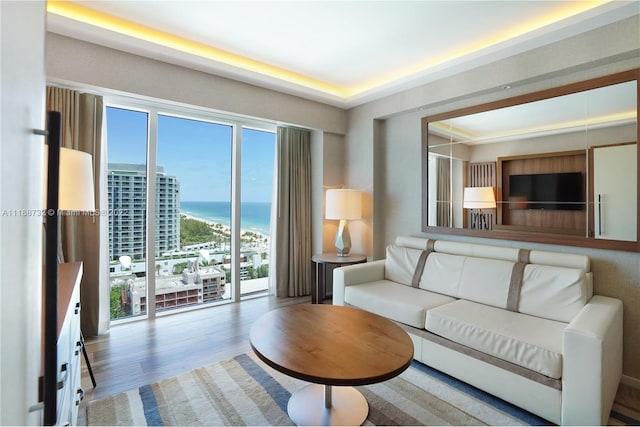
[249,304,413,426]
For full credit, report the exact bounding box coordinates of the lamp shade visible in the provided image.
[325,189,361,220]
[463,186,496,209]
[44,146,95,211]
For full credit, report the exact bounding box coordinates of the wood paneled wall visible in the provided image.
[497,150,586,233]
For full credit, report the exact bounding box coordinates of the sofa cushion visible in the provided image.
[384,245,424,286]
[419,253,514,307]
[519,264,589,323]
[456,257,514,309]
[418,252,464,297]
[426,299,567,379]
[418,252,590,320]
[345,280,456,328]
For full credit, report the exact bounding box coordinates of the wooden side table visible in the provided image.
[311,253,366,304]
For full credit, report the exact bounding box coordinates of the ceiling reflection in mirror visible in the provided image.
[425,78,637,246]
[430,82,636,147]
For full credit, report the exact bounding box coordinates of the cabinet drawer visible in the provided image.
[70,385,84,425]
[56,343,82,425]
[56,362,71,426]
[54,262,83,426]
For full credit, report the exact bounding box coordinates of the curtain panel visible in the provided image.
[270,127,312,297]
[436,157,451,227]
[46,86,109,336]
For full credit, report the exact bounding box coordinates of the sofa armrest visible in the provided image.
[562,295,623,426]
[332,259,385,306]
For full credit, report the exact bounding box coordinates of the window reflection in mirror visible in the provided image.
[423,71,638,251]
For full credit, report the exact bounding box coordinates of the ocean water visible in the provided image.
[180,201,271,236]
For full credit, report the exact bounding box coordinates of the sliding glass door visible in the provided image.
[156,114,233,310]
[106,102,275,321]
[240,128,275,296]
[106,107,149,320]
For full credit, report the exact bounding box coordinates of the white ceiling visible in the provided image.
[46,1,639,108]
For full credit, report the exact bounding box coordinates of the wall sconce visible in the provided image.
[325,189,361,256]
[463,186,496,230]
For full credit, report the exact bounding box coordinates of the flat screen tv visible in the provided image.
[508,172,584,210]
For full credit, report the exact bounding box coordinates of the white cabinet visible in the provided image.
[56,262,83,426]
[593,144,637,242]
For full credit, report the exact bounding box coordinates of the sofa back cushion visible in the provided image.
[519,264,589,322]
[456,257,515,309]
[419,252,465,297]
[419,254,514,308]
[417,250,589,322]
[384,245,424,286]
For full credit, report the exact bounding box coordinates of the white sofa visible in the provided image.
[333,236,623,425]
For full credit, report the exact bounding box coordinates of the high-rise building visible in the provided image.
[108,163,180,261]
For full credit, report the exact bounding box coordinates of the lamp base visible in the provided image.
[335,219,352,256]
[470,210,491,230]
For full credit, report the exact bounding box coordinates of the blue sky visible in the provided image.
[106,107,275,202]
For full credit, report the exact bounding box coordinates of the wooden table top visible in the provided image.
[311,253,366,264]
[249,304,414,386]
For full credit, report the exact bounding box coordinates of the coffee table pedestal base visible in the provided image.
[287,384,368,426]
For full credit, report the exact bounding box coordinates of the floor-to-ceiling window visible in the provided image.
[240,128,276,296]
[106,107,149,320]
[156,114,233,311]
[107,101,276,321]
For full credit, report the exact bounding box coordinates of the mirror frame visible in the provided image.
[421,69,640,252]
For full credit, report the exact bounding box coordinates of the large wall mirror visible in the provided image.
[422,70,639,252]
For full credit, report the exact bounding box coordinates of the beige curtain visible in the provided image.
[46,86,108,336]
[436,157,451,227]
[269,127,312,297]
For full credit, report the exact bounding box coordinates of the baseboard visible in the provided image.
[621,374,640,389]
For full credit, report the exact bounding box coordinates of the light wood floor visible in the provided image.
[78,294,640,425]
[78,294,310,424]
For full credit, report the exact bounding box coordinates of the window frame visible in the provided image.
[105,94,277,323]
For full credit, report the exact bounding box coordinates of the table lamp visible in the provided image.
[325,189,361,256]
[463,186,496,230]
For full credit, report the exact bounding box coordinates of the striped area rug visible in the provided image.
[86,352,638,426]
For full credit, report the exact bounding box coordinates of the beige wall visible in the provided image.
[347,15,640,380]
[310,130,348,255]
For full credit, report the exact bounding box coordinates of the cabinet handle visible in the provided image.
[76,387,84,406]
[598,194,603,236]
[74,302,80,315]
[57,362,69,390]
